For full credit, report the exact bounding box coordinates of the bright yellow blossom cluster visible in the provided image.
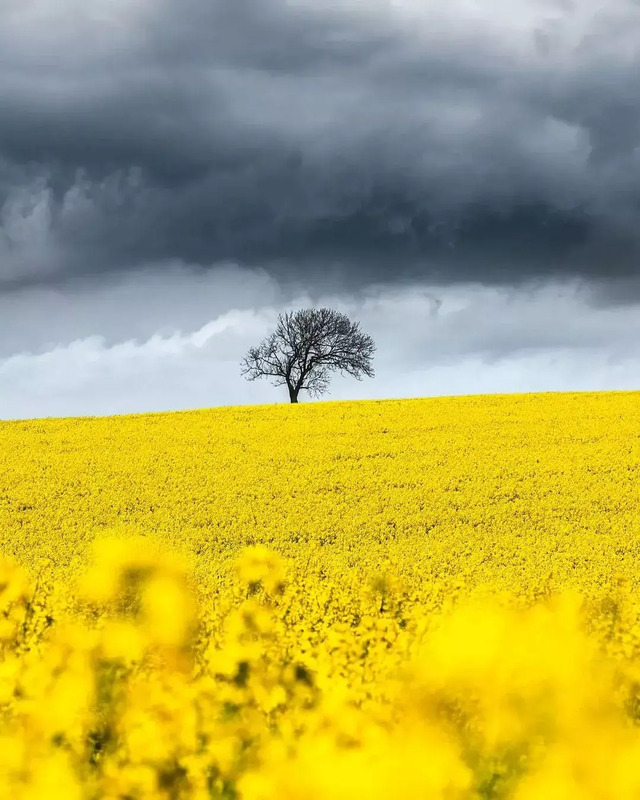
[0,390,640,797]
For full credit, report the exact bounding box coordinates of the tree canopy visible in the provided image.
[240,307,375,403]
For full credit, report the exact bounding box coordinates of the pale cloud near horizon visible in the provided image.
[1,267,638,420]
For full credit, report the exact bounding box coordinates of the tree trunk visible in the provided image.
[288,384,299,403]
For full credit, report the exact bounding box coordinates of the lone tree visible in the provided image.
[241,307,375,403]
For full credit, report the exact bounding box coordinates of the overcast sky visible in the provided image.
[1,0,640,418]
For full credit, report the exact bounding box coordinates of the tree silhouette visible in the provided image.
[241,307,375,403]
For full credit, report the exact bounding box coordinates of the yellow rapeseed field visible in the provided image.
[1,391,640,798]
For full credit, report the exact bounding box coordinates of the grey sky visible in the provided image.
[1,0,639,416]
[1,267,639,418]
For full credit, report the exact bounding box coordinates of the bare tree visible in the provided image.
[241,308,376,403]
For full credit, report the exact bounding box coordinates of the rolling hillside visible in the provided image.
[1,391,640,798]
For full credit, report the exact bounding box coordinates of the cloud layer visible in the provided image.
[1,0,640,291]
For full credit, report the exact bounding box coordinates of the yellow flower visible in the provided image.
[21,752,82,800]
[235,546,285,594]
[142,573,195,649]
[100,620,146,663]
[0,558,30,609]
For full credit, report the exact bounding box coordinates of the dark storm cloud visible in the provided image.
[1,0,640,291]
